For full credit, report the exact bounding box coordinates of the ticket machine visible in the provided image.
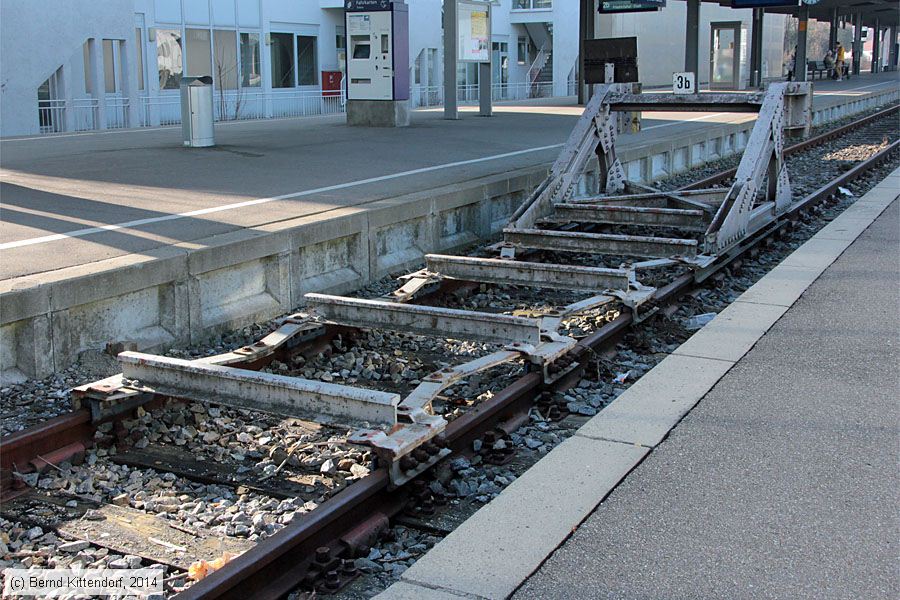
[344,0,409,126]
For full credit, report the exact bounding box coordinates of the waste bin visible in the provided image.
[180,75,214,147]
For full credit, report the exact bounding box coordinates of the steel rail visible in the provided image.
[682,103,899,190]
[0,107,896,598]
[174,130,898,600]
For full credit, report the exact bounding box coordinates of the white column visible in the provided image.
[89,38,108,130]
[60,64,74,132]
[119,39,140,128]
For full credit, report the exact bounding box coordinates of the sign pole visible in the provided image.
[479,62,492,116]
[444,0,459,119]
[479,2,492,116]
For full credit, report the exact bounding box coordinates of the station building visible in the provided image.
[0,0,893,137]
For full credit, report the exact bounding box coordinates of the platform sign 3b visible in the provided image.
[673,71,696,94]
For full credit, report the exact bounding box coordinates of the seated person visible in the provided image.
[823,50,835,78]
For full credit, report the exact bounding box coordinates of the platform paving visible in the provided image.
[377,169,900,600]
[1,72,895,282]
[513,204,899,598]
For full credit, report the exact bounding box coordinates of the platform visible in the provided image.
[376,168,900,600]
[0,72,897,381]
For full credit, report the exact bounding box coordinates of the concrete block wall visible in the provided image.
[1,90,894,383]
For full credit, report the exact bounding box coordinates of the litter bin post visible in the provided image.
[180,75,215,147]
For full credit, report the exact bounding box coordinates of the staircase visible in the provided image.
[525,21,553,97]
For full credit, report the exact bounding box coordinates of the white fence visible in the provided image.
[38,96,131,133]
[410,81,556,108]
[35,81,564,135]
[139,89,347,127]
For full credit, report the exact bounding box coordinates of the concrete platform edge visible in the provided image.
[376,167,900,600]
[1,90,896,382]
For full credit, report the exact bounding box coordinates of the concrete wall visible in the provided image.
[0,0,135,136]
[3,87,896,384]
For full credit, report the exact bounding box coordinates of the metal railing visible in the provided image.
[410,81,555,108]
[105,96,129,129]
[34,82,568,135]
[528,46,550,85]
[139,88,347,127]
[37,99,67,134]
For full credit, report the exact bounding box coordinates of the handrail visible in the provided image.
[529,45,550,84]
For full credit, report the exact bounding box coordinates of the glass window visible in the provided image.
[157,29,183,89]
[185,28,212,77]
[135,28,145,90]
[83,41,92,93]
[270,32,294,88]
[240,32,261,87]
[213,30,238,89]
[297,35,317,86]
[517,36,527,64]
[103,39,116,92]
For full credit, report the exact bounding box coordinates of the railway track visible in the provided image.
[1,96,897,599]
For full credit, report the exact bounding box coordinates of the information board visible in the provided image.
[598,0,665,14]
[584,38,638,83]
[458,0,491,63]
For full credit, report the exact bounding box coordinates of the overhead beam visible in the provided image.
[607,93,763,113]
[425,254,630,291]
[305,293,542,345]
[118,352,399,425]
[503,228,698,258]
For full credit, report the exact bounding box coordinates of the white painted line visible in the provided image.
[642,112,731,131]
[0,143,564,251]
[816,80,898,95]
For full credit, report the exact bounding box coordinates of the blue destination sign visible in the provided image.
[731,0,798,7]
[598,0,665,14]
[346,0,392,11]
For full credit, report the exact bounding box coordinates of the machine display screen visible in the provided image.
[598,0,665,13]
[731,0,798,6]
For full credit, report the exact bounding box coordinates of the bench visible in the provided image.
[806,61,828,80]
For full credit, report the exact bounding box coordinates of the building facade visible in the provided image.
[0,0,791,138]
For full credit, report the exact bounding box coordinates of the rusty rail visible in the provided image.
[1,106,896,598]
[683,102,899,190]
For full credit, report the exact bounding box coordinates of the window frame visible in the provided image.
[269,31,319,88]
[156,27,184,91]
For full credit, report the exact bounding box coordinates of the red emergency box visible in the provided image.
[322,71,343,97]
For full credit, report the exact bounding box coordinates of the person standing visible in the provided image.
[787,45,797,81]
[836,43,847,81]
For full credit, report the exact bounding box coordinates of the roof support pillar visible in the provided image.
[795,5,809,82]
[684,0,700,88]
[749,8,764,88]
[870,20,881,73]
[443,0,458,120]
[889,26,898,71]
[852,12,863,76]
[828,7,839,49]
[578,0,595,105]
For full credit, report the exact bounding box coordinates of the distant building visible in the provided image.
[0,0,788,137]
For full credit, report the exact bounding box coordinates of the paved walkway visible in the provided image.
[1,71,895,281]
[514,200,899,599]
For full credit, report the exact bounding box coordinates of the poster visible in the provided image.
[457,1,491,63]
